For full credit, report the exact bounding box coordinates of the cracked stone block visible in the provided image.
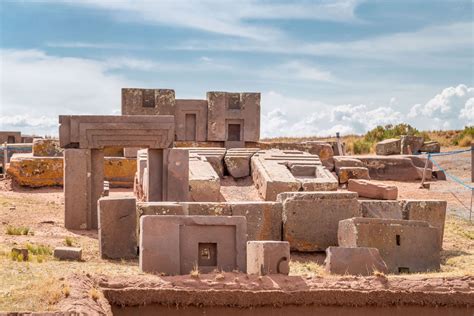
[247,241,290,275]
[348,179,398,200]
[375,138,401,155]
[98,197,137,259]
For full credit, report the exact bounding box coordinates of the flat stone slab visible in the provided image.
[359,200,403,219]
[54,247,82,261]
[338,217,440,273]
[247,241,290,275]
[350,156,430,181]
[334,157,364,173]
[348,179,398,200]
[140,215,247,275]
[375,138,401,156]
[189,155,221,202]
[324,246,388,276]
[279,191,360,251]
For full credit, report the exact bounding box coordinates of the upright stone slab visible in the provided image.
[224,148,259,178]
[175,100,208,142]
[247,241,290,275]
[122,88,176,116]
[98,197,137,259]
[165,148,190,201]
[140,215,247,275]
[230,202,282,241]
[338,218,440,273]
[401,135,424,154]
[324,247,388,276]
[400,200,447,247]
[333,157,364,173]
[279,191,360,251]
[32,138,63,157]
[338,167,370,184]
[188,155,221,202]
[64,149,99,230]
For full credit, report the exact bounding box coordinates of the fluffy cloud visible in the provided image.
[0,49,135,135]
[407,84,474,128]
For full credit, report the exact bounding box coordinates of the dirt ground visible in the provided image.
[0,149,472,312]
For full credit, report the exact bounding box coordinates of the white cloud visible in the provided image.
[45,41,144,50]
[43,0,361,41]
[407,84,474,127]
[0,49,135,135]
[263,61,334,82]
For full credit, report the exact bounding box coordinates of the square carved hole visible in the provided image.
[198,243,217,267]
[227,124,241,141]
[228,94,241,110]
[398,267,410,274]
[396,234,401,246]
[142,89,155,108]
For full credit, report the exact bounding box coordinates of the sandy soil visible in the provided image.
[0,148,472,313]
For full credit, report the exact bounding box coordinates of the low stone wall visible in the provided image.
[7,153,136,188]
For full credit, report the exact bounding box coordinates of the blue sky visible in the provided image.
[0,0,472,137]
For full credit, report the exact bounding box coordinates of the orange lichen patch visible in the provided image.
[7,154,136,188]
[7,154,63,187]
[104,158,136,188]
[103,146,124,157]
[32,139,63,157]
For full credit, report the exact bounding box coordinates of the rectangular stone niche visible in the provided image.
[140,215,247,275]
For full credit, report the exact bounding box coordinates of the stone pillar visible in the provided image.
[90,149,104,229]
[166,148,189,201]
[64,148,104,230]
[146,149,164,201]
[64,149,89,230]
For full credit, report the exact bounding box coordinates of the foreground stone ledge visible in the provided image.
[54,247,82,261]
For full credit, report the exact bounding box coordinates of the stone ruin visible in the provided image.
[1,87,448,277]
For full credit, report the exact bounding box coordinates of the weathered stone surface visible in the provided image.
[32,138,63,157]
[54,247,82,261]
[247,241,290,275]
[122,88,176,116]
[401,135,425,154]
[348,179,398,200]
[230,202,282,241]
[123,147,140,158]
[338,167,370,184]
[7,154,136,188]
[175,99,208,142]
[400,199,447,247]
[420,141,441,153]
[433,170,447,180]
[207,92,260,142]
[184,202,232,216]
[256,141,335,170]
[279,191,360,251]
[324,247,388,276]
[103,146,124,157]
[104,157,136,188]
[140,215,247,275]
[353,156,429,181]
[359,200,403,219]
[375,138,401,155]
[165,148,190,202]
[0,131,21,144]
[59,115,175,149]
[224,148,258,178]
[189,155,221,201]
[185,147,226,177]
[7,154,63,187]
[252,150,337,201]
[98,197,137,259]
[338,218,440,273]
[334,157,364,173]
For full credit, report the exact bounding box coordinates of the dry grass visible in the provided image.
[6,226,30,236]
[190,263,200,278]
[289,259,326,277]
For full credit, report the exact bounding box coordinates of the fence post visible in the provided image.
[471,141,473,182]
[2,142,7,178]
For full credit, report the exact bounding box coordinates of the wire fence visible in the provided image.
[422,147,473,222]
